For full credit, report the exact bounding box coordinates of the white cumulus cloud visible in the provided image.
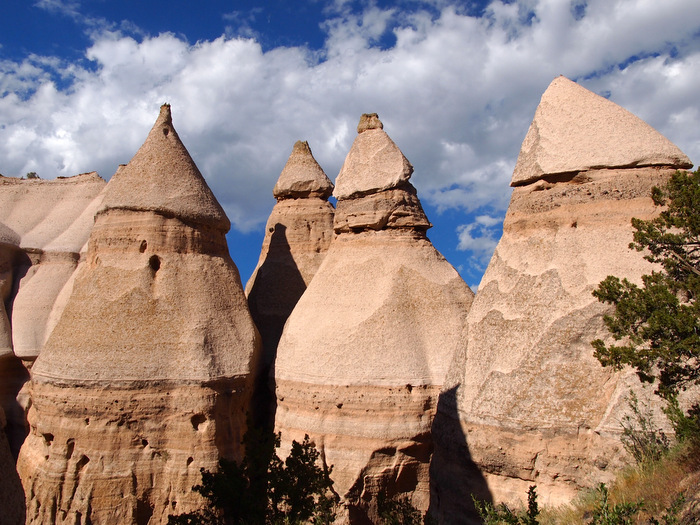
[0,0,699,277]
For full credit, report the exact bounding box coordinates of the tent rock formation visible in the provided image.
[246,140,334,373]
[17,105,261,524]
[274,114,474,523]
[431,76,694,521]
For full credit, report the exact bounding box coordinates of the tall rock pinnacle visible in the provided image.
[18,105,261,524]
[431,77,695,521]
[274,114,474,522]
[246,140,334,425]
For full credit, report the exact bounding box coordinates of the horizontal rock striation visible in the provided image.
[18,105,260,524]
[0,173,106,459]
[274,114,474,523]
[431,76,695,522]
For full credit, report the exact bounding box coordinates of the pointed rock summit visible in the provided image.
[512,76,692,186]
[18,106,260,524]
[273,140,333,199]
[334,113,414,199]
[274,114,474,521]
[246,141,334,424]
[432,77,694,520]
[99,104,229,230]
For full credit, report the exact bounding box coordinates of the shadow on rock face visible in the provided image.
[247,224,306,430]
[429,385,492,524]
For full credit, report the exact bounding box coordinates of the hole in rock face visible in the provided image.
[149,255,161,272]
[43,433,54,446]
[136,498,154,525]
[191,414,206,430]
[162,127,169,137]
[141,439,148,447]
[187,457,193,466]
[139,240,147,253]
[66,439,75,460]
[76,454,90,471]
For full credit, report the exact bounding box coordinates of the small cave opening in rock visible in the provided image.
[190,414,206,430]
[148,255,161,273]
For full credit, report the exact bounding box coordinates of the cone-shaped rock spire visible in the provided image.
[246,141,334,425]
[99,104,229,230]
[334,113,413,199]
[19,106,260,524]
[273,140,333,199]
[333,114,431,233]
[432,77,695,520]
[274,114,474,522]
[512,76,693,186]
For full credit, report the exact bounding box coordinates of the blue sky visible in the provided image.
[1,0,699,289]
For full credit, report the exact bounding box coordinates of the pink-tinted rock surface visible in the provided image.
[17,105,261,524]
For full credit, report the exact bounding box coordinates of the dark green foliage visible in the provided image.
[648,493,685,525]
[619,392,670,464]
[592,169,700,437]
[588,484,644,525]
[662,396,700,446]
[377,492,424,525]
[473,485,539,525]
[592,170,700,399]
[168,428,338,525]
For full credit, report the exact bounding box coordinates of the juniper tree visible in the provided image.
[591,169,700,436]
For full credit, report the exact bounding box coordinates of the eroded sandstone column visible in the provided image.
[17,105,261,524]
[431,76,694,522]
[246,141,334,422]
[246,140,335,427]
[0,173,106,458]
[274,114,474,523]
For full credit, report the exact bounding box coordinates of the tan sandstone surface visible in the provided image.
[17,105,261,524]
[246,140,334,374]
[0,173,106,459]
[430,77,695,522]
[0,172,107,361]
[274,115,474,523]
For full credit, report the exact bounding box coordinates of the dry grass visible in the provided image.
[535,440,700,525]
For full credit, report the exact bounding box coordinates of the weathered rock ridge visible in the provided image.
[431,76,695,522]
[17,105,261,524]
[274,114,474,523]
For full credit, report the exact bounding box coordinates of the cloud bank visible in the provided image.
[1,0,699,284]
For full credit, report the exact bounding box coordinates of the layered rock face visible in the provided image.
[0,173,106,457]
[431,76,694,521]
[274,115,474,523]
[17,105,261,524]
[246,140,334,374]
